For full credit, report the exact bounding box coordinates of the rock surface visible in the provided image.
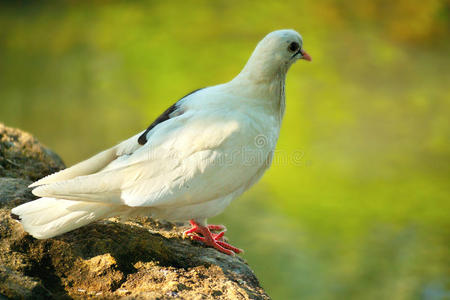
[0,124,269,299]
[0,124,64,181]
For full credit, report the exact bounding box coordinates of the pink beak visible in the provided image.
[300,49,312,61]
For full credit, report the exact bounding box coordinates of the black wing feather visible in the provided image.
[137,88,203,145]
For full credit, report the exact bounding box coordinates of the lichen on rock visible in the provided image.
[0,124,269,299]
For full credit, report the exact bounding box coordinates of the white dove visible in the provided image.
[11,29,311,255]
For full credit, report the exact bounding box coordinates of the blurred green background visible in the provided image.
[0,1,449,299]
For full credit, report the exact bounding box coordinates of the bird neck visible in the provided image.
[236,51,289,84]
[230,69,287,122]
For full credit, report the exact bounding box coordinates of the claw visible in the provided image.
[183,219,243,255]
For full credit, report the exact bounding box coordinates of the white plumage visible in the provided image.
[12,29,311,247]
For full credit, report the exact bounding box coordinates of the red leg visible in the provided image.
[183,219,243,256]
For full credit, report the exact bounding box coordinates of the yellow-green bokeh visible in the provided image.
[1,1,448,299]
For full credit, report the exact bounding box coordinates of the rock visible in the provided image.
[0,124,269,299]
[0,178,35,209]
[0,123,65,181]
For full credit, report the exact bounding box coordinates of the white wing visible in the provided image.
[29,132,144,188]
[32,108,269,209]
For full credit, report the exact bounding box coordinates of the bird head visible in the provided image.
[238,29,311,82]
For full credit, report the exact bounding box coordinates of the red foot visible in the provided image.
[183,220,243,256]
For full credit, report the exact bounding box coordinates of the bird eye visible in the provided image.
[288,42,300,52]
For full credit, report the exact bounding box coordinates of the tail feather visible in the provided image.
[11,198,122,239]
